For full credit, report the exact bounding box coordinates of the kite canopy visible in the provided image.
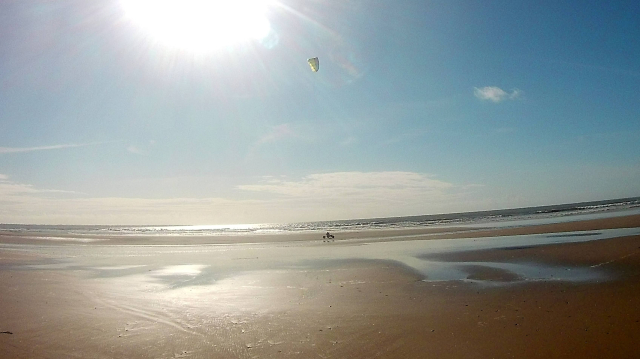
[308,57,319,72]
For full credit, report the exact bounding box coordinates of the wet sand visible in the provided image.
[1,214,639,358]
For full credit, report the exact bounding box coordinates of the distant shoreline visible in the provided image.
[1,195,639,229]
[2,213,639,246]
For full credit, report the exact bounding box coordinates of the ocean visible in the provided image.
[1,197,639,238]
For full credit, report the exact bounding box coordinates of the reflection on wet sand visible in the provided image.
[11,227,639,287]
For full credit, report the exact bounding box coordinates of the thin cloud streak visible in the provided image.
[0,175,81,198]
[0,142,110,154]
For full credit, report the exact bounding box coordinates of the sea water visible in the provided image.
[1,197,639,238]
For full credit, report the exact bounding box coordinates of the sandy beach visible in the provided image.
[1,214,639,358]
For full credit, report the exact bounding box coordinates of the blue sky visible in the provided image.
[1,0,639,224]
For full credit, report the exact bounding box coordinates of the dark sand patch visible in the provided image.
[461,264,523,282]
[431,234,640,269]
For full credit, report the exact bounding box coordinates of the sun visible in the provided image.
[120,0,273,53]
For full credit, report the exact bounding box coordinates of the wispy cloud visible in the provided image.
[0,194,258,225]
[0,174,41,197]
[0,171,483,224]
[340,136,359,146]
[127,146,145,155]
[474,87,521,103]
[236,171,483,220]
[245,123,306,161]
[0,174,80,198]
[256,124,297,146]
[0,142,109,154]
[239,171,455,201]
[127,140,156,155]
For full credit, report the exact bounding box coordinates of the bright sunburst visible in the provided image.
[120,0,272,53]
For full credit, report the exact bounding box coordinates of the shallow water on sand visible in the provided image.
[3,227,639,286]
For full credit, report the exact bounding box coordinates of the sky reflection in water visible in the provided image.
[7,227,638,287]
